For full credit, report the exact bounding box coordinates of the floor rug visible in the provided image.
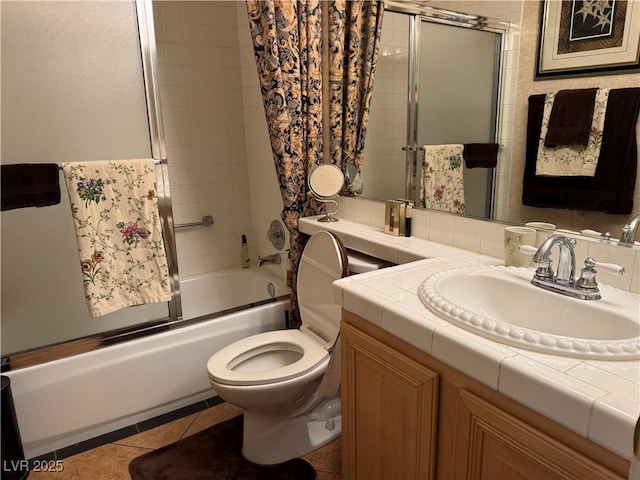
[129,415,316,480]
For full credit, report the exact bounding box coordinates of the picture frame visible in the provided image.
[535,0,640,79]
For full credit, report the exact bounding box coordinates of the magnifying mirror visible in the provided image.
[308,164,344,223]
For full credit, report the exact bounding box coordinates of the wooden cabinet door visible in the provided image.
[341,323,439,480]
[438,387,624,480]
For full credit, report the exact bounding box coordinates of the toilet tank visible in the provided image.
[346,250,394,274]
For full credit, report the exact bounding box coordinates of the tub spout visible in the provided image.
[257,253,281,267]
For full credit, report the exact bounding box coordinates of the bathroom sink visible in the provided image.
[418,266,640,360]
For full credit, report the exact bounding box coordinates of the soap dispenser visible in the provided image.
[241,235,250,269]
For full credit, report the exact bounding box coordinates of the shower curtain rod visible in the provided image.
[57,158,166,170]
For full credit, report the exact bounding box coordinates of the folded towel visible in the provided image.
[62,159,171,317]
[420,145,465,214]
[1,163,61,211]
[522,88,640,214]
[463,143,499,168]
[544,88,597,147]
[535,88,609,177]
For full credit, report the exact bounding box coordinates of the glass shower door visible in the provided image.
[416,21,501,218]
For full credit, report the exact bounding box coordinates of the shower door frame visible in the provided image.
[385,1,510,218]
[2,0,185,371]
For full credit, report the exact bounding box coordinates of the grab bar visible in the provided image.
[174,215,214,230]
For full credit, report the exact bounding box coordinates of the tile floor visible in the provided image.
[28,401,341,480]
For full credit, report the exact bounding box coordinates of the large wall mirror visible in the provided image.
[359,0,640,244]
[361,2,507,219]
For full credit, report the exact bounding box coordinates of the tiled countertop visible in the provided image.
[300,217,640,463]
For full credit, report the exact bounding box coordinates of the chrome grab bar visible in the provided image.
[174,215,214,229]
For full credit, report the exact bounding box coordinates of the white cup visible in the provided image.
[525,222,556,245]
[504,227,537,267]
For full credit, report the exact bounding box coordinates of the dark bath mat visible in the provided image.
[129,415,316,480]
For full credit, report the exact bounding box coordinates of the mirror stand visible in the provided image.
[317,198,340,223]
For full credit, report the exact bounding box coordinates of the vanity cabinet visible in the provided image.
[341,314,629,480]
[342,320,439,479]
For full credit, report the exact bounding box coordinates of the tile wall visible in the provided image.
[153,1,285,279]
[337,196,640,294]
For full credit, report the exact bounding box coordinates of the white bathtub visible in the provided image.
[6,268,289,459]
[181,267,289,320]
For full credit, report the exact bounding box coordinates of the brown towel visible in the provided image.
[463,143,499,168]
[1,163,61,211]
[568,88,640,213]
[523,88,640,214]
[544,88,597,147]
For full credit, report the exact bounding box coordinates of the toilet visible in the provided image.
[206,230,349,465]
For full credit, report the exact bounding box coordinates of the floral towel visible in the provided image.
[420,145,465,214]
[62,159,171,318]
[535,88,609,177]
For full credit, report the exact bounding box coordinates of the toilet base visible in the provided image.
[241,397,341,465]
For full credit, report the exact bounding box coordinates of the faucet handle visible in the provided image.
[518,245,538,255]
[577,257,625,292]
[589,258,625,276]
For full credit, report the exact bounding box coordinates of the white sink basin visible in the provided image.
[418,266,640,360]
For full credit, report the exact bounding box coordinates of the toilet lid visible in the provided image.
[207,329,330,386]
[298,231,348,349]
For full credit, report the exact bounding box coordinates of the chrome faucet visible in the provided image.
[257,253,281,267]
[532,234,577,285]
[529,234,625,300]
[619,213,640,245]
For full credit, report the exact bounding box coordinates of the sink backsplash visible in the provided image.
[336,196,640,294]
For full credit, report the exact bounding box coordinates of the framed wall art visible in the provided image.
[535,0,640,79]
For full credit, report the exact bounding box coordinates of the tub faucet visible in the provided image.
[529,234,624,300]
[257,253,281,267]
[619,213,640,245]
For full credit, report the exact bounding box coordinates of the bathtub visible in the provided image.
[181,267,289,320]
[6,268,289,459]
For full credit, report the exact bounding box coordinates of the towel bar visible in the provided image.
[174,215,214,229]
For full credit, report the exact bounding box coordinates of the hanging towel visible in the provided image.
[544,88,597,147]
[1,163,61,211]
[463,143,499,168]
[420,145,465,214]
[568,87,640,213]
[62,159,171,318]
[535,88,609,177]
[522,88,640,214]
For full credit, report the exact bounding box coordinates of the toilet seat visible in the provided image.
[207,231,348,388]
[207,329,329,386]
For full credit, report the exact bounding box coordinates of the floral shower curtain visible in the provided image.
[329,0,384,195]
[246,0,383,326]
[246,0,324,327]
